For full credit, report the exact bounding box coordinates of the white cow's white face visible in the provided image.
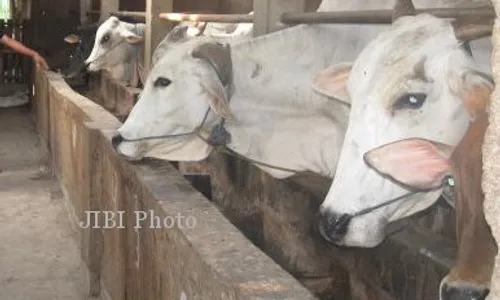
[317,14,493,247]
[112,37,234,162]
[85,16,143,72]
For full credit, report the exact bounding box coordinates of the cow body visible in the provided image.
[365,109,496,299]
[441,111,497,300]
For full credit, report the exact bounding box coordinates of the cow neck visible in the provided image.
[191,45,302,174]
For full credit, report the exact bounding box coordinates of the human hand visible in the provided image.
[33,53,49,71]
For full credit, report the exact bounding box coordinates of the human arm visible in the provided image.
[0,34,49,70]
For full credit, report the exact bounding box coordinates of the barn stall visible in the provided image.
[2,0,499,299]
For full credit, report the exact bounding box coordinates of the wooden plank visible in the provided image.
[253,0,306,36]
[145,0,173,72]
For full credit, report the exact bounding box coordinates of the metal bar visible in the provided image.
[159,13,253,23]
[281,7,495,24]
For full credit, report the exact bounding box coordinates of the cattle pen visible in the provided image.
[2,0,500,300]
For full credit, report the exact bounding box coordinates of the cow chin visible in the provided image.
[116,142,144,161]
[86,61,101,72]
[319,211,388,248]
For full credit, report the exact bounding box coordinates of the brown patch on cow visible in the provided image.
[444,111,498,288]
[462,82,492,120]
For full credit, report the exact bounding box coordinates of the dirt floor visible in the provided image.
[0,105,97,300]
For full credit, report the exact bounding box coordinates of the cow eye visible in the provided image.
[101,34,110,44]
[394,93,427,110]
[154,77,171,87]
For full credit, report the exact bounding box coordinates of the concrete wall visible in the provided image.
[34,70,318,300]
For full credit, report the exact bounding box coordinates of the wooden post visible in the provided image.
[99,0,119,22]
[145,0,173,72]
[80,0,93,25]
[252,0,306,36]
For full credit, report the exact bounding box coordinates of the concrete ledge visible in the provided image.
[34,70,318,300]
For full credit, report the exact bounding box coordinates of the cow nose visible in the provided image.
[111,133,124,149]
[318,210,352,244]
[440,283,490,300]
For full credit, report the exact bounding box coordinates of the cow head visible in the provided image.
[111,33,234,162]
[85,16,144,73]
[61,24,98,87]
[316,0,493,247]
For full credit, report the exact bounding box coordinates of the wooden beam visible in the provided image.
[281,7,495,24]
[145,0,173,72]
[159,13,253,23]
[110,11,146,19]
[252,0,306,36]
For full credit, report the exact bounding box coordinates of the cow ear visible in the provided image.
[364,138,454,191]
[121,30,144,44]
[459,70,493,120]
[312,62,352,105]
[200,70,235,121]
[64,34,81,44]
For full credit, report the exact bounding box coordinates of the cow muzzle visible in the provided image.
[440,282,489,300]
[111,133,124,149]
[318,210,352,244]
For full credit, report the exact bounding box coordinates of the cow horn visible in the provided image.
[165,24,190,44]
[191,42,233,88]
[392,0,416,22]
[453,17,494,42]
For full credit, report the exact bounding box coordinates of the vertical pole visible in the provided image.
[99,0,119,22]
[80,0,93,25]
[144,0,173,72]
[252,0,306,37]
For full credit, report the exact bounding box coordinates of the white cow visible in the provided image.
[110,1,490,181]
[85,17,146,88]
[316,1,493,252]
[85,15,254,88]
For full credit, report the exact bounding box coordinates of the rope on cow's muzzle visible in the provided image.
[331,175,455,225]
[117,106,301,174]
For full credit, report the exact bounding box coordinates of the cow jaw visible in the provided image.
[115,137,212,162]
